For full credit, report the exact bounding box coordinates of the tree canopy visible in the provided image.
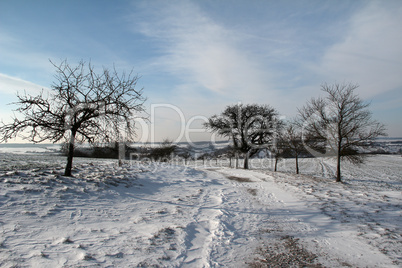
[205,103,280,169]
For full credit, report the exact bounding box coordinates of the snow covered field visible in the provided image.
[0,153,401,267]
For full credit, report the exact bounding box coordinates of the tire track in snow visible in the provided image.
[181,186,224,267]
[255,159,402,266]
[318,159,335,179]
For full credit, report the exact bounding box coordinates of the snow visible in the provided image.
[0,144,60,155]
[0,153,400,267]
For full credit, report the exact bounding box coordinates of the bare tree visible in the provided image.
[282,120,306,174]
[205,103,280,169]
[269,117,286,172]
[269,135,287,172]
[0,60,146,176]
[223,145,239,168]
[298,83,386,182]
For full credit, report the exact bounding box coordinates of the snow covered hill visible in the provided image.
[0,154,400,267]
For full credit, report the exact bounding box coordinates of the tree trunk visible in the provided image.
[336,141,342,182]
[336,152,341,182]
[295,154,299,174]
[118,141,125,167]
[64,131,76,176]
[236,153,239,169]
[244,151,249,169]
[274,157,278,172]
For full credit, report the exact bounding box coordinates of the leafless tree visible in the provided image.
[0,60,146,176]
[282,120,306,174]
[205,103,280,169]
[298,82,386,182]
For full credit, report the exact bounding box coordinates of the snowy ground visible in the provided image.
[0,154,400,267]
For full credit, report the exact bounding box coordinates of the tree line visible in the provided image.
[0,60,386,182]
[205,83,386,182]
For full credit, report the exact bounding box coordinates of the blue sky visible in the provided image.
[1,0,401,142]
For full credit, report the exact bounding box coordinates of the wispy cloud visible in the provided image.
[0,29,56,86]
[130,0,373,118]
[0,73,48,96]
[1,0,401,139]
[133,0,274,103]
[0,74,50,124]
[318,1,402,99]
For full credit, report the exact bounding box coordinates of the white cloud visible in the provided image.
[131,1,284,141]
[0,73,49,95]
[135,0,275,103]
[130,0,402,139]
[318,1,402,99]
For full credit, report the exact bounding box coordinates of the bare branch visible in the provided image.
[0,59,146,176]
[298,82,386,182]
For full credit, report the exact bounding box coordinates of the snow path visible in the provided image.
[261,155,402,265]
[0,154,400,267]
[215,168,399,267]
